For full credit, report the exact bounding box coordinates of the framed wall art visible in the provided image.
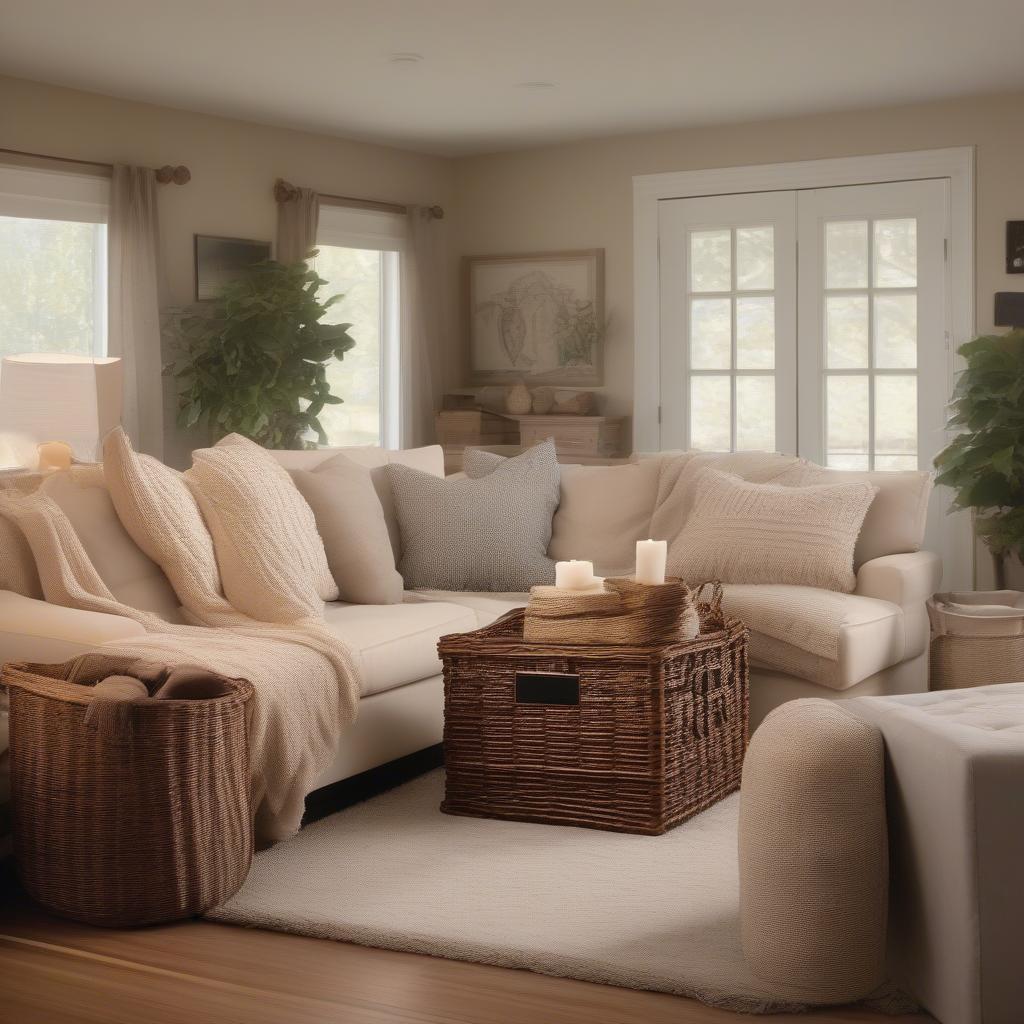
[465,249,604,386]
[194,234,272,301]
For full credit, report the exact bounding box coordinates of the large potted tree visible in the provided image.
[934,330,1024,587]
[166,258,356,449]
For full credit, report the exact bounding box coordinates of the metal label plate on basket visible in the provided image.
[515,672,580,706]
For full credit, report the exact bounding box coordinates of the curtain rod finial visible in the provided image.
[428,205,444,220]
[155,165,191,185]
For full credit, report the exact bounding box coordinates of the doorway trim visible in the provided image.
[633,146,975,450]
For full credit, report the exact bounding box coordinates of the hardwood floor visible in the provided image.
[0,890,934,1024]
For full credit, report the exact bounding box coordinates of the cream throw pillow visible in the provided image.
[670,469,877,593]
[290,452,403,605]
[186,434,338,621]
[103,427,226,611]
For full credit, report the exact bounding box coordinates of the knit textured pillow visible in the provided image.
[186,434,338,621]
[389,439,560,592]
[669,469,878,593]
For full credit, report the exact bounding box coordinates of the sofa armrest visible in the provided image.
[855,551,942,607]
[0,590,147,668]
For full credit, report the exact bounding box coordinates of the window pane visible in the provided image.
[313,245,382,447]
[875,375,917,462]
[690,298,731,369]
[827,375,869,469]
[736,375,775,451]
[736,297,774,369]
[875,455,918,471]
[0,216,105,357]
[874,293,917,369]
[825,221,868,288]
[690,229,731,291]
[690,375,731,451]
[825,295,869,369]
[736,226,773,290]
[874,218,917,287]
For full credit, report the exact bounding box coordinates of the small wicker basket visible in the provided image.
[928,591,1024,690]
[3,657,254,927]
[438,588,748,835]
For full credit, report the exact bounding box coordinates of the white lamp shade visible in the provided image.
[0,354,123,463]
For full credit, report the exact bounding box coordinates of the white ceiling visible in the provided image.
[3,0,1024,156]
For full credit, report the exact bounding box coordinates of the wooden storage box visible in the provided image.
[436,409,520,447]
[513,415,624,458]
[438,608,748,835]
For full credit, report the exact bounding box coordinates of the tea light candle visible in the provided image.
[635,539,667,585]
[37,440,73,473]
[555,559,598,591]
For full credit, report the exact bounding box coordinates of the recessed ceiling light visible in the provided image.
[389,52,424,64]
[516,81,556,90]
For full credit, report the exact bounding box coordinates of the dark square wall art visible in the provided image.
[194,234,272,301]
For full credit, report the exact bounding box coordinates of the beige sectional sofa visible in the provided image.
[0,443,939,797]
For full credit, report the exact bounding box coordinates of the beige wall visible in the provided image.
[0,75,455,465]
[452,92,1024,438]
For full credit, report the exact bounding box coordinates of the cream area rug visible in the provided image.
[208,771,902,1014]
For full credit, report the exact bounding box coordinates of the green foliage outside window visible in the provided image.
[165,257,356,450]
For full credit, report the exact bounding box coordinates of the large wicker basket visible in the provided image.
[928,591,1024,690]
[3,657,254,927]
[438,605,748,835]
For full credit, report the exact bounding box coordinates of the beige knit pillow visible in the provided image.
[290,452,403,605]
[186,434,338,621]
[103,427,225,613]
[670,469,877,593]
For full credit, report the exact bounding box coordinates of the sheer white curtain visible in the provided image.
[108,164,163,458]
[400,206,445,448]
[276,185,320,265]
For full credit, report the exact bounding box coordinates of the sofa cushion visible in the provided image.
[40,468,183,622]
[724,584,906,690]
[465,450,664,576]
[186,434,338,621]
[773,461,932,567]
[389,440,560,593]
[290,453,403,606]
[406,589,527,628]
[671,469,877,593]
[269,445,444,561]
[322,599,477,696]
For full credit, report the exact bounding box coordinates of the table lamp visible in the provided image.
[0,354,123,470]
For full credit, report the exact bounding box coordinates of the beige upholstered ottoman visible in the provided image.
[739,699,888,1004]
[845,683,1024,1024]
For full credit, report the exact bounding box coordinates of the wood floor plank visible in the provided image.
[0,898,935,1024]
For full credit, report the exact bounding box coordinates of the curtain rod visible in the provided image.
[0,146,192,184]
[274,178,443,220]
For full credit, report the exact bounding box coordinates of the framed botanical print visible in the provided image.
[465,249,604,386]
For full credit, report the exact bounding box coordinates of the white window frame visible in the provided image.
[315,205,406,449]
[633,146,975,588]
[0,163,110,358]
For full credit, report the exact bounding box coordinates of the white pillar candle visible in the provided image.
[555,559,597,590]
[635,539,667,585]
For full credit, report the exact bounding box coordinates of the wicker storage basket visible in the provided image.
[438,601,748,835]
[929,591,1024,690]
[3,657,254,927]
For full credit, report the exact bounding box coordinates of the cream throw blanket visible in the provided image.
[0,484,359,845]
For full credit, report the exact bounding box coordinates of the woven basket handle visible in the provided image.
[693,580,725,631]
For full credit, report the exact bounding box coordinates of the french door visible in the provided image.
[658,179,948,473]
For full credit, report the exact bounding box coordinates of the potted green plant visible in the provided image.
[934,330,1024,587]
[165,257,356,449]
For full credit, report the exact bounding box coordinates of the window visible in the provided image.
[314,205,404,448]
[0,165,109,360]
[658,179,946,472]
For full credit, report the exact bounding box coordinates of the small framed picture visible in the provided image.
[465,249,604,386]
[194,234,272,301]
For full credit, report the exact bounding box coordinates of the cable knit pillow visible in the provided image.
[290,452,404,605]
[669,469,878,593]
[389,439,560,592]
[185,434,338,621]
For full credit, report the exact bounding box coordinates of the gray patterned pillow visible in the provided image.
[388,439,560,592]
